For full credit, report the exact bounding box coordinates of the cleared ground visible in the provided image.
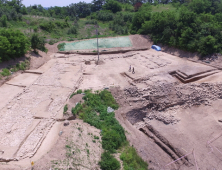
[0,37,222,169]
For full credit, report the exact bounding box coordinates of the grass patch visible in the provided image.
[1,68,10,77]
[120,143,148,170]
[63,104,68,114]
[70,89,83,98]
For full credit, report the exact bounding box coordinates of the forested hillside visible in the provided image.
[0,0,222,63]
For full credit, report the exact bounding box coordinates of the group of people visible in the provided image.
[129,65,135,74]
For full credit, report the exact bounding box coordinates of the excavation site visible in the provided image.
[1,35,222,170]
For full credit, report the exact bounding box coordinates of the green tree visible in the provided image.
[31,33,48,53]
[21,6,28,14]
[130,3,151,34]
[103,0,122,13]
[1,15,7,27]
[0,29,30,62]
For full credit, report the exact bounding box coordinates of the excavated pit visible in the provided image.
[169,69,220,83]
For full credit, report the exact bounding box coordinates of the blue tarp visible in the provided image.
[151,45,161,51]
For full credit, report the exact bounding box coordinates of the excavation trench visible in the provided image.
[139,125,192,167]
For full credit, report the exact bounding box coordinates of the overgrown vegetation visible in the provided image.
[71,89,148,169]
[99,151,121,170]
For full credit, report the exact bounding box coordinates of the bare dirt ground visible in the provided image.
[0,36,222,170]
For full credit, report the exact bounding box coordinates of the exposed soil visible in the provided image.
[30,119,102,170]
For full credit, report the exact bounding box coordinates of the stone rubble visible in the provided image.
[124,82,222,124]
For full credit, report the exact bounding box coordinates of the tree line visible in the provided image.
[0,0,222,63]
[131,0,222,55]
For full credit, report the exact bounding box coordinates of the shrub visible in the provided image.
[48,39,57,45]
[94,135,99,139]
[57,43,65,51]
[71,103,83,115]
[63,104,68,114]
[99,152,120,170]
[33,26,38,32]
[85,20,98,25]
[68,26,77,34]
[40,21,56,32]
[31,33,48,53]
[97,10,113,21]
[1,68,10,76]
[77,89,83,94]
[55,21,69,28]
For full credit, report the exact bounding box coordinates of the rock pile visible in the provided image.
[125,83,222,111]
[124,82,222,124]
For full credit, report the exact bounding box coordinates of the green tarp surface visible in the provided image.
[62,36,132,51]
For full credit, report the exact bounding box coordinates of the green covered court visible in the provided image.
[61,36,132,51]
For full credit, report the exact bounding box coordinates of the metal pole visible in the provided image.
[96,27,99,64]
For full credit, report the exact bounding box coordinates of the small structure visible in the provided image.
[134,2,143,11]
[151,45,161,51]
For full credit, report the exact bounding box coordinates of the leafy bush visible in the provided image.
[1,68,10,76]
[72,103,83,115]
[31,33,48,53]
[85,20,98,25]
[97,10,114,21]
[63,104,68,114]
[77,89,83,94]
[120,145,148,170]
[33,26,38,32]
[55,21,69,28]
[57,43,65,51]
[68,26,77,34]
[48,39,57,45]
[40,21,56,32]
[99,152,120,170]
